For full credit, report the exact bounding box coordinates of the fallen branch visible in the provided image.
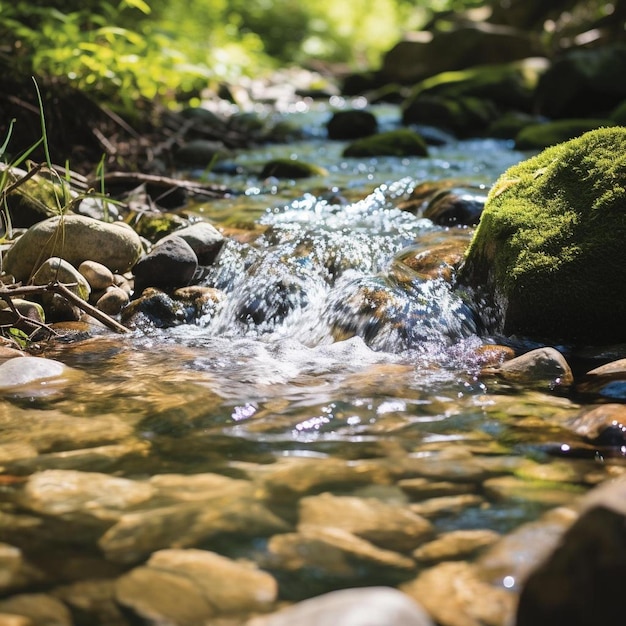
[87,171,233,199]
[0,282,130,334]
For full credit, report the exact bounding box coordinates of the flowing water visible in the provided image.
[1,103,623,621]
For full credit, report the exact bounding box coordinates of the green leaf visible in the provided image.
[119,0,151,15]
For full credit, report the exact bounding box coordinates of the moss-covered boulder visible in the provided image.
[401,58,549,136]
[343,130,428,157]
[457,126,626,344]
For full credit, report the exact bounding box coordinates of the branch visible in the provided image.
[0,282,130,334]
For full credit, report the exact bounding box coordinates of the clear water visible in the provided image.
[0,103,620,615]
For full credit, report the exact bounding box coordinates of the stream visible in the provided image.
[0,102,623,624]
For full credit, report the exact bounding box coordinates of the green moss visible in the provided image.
[342,129,428,158]
[459,126,626,343]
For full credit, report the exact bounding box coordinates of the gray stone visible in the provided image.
[3,215,143,282]
[132,236,198,297]
[158,221,225,265]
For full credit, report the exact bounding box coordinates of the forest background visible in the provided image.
[2,0,624,118]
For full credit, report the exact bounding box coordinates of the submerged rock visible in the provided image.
[458,126,626,344]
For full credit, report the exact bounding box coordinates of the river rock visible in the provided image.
[266,525,416,581]
[0,594,72,626]
[131,236,198,298]
[157,221,225,265]
[0,299,45,334]
[516,476,626,626]
[575,357,626,400]
[115,548,278,624]
[401,561,517,626]
[458,126,626,344]
[566,403,626,450]
[534,42,626,119]
[3,215,143,282]
[0,543,46,594]
[299,492,434,552]
[247,586,435,626]
[412,529,500,563]
[326,109,378,140]
[480,347,574,390]
[78,260,114,291]
[260,158,328,179]
[95,287,129,316]
[0,357,74,391]
[400,58,549,135]
[31,257,91,321]
[18,469,155,521]
[381,23,544,84]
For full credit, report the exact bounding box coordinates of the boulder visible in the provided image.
[401,58,549,136]
[516,476,626,626]
[457,126,626,344]
[3,215,143,282]
[381,22,545,84]
[535,42,626,119]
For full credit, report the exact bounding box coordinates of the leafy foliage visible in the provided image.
[1,0,624,117]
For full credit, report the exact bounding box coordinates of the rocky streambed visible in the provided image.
[0,102,625,626]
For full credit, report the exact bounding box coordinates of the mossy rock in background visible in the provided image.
[514,119,619,150]
[260,158,328,179]
[402,94,499,137]
[458,126,626,344]
[342,129,428,157]
[1,165,76,229]
[401,59,548,136]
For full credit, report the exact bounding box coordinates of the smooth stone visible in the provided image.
[0,594,72,626]
[247,586,434,626]
[299,492,433,552]
[115,549,277,624]
[401,561,517,626]
[480,347,574,390]
[32,257,90,301]
[516,476,626,626]
[95,287,129,316]
[413,529,501,563]
[78,260,114,291]
[158,221,225,265]
[0,357,73,390]
[132,236,198,297]
[3,215,143,282]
